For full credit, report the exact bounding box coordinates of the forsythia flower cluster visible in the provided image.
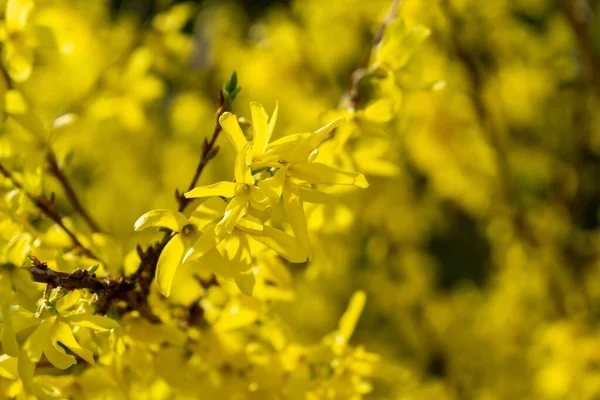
[0,0,419,398]
[3,0,594,398]
[135,104,367,297]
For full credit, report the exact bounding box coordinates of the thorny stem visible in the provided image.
[0,163,100,260]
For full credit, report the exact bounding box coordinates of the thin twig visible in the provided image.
[442,5,539,244]
[372,0,403,47]
[120,90,229,319]
[442,3,597,318]
[345,0,402,110]
[177,90,228,212]
[28,257,109,291]
[1,65,103,234]
[13,90,229,323]
[560,0,600,94]
[46,151,103,233]
[0,163,100,260]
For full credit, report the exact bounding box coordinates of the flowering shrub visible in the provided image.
[1,0,599,399]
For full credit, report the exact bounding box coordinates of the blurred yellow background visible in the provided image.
[2,0,600,398]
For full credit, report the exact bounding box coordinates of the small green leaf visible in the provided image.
[224,71,237,93]
[223,71,241,102]
[87,264,99,274]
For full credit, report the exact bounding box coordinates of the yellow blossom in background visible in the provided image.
[0,0,598,398]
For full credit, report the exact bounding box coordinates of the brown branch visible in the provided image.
[28,257,109,291]
[345,0,403,110]
[372,0,403,47]
[1,64,102,234]
[442,3,599,318]
[116,90,229,319]
[0,39,229,324]
[0,163,100,260]
[442,5,539,244]
[560,0,600,94]
[6,89,228,324]
[176,90,228,212]
[46,151,103,233]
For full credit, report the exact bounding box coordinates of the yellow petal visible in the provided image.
[290,162,368,188]
[1,305,19,357]
[234,270,255,296]
[189,197,227,228]
[155,234,185,297]
[5,89,27,114]
[153,3,193,32]
[53,321,94,365]
[2,40,33,83]
[296,185,336,204]
[125,47,153,78]
[184,181,236,199]
[18,348,34,391]
[197,247,241,277]
[10,306,36,333]
[134,209,188,232]
[257,167,286,204]
[290,118,344,164]
[262,133,304,162]
[363,98,395,123]
[219,112,247,152]
[251,226,307,263]
[248,205,272,223]
[234,143,253,185]
[11,108,47,138]
[248,185,270,211]
[183,222,221,263]
[64,314,118,331]
[131,76,164,102]
[44,337,76,370]
[215,196,248,239]
[213,303,257,333]
[338,290,367,342]
[235,215,264,234]
[224,231,251,265]
[267,101,278,141]
[282,182,310,256]
[250,102,270,159]
[6,0,33,33]
[23,317,54,363]
[32,378,66,400]
[376,20,431,70]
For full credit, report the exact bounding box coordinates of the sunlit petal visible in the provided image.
[219,112,247,152]
[185,181,237,199]
[290,162,368,188]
